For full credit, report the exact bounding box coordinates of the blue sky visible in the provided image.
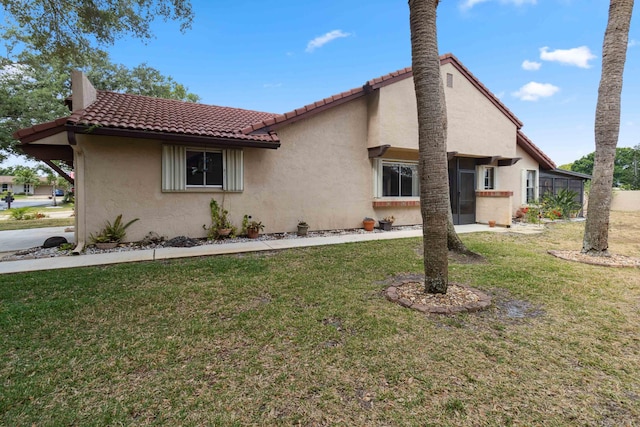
[4,0,639,167]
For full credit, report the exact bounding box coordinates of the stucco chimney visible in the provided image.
[71,70,97,111]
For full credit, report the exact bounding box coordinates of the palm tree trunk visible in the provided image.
[409,0,449,294]
[582,0,634,256]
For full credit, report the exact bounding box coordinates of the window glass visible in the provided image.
[483,167,495,190]
[526,170,536,203]
[205,152,223,186]
[382,162,418,197]
[186,150,223,186]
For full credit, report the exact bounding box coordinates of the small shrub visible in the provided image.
[542,189,581,219]
[10,207,30,220]
[90,214,139,244]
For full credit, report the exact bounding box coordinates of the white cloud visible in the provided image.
[539,46,596,68]
[306,30,351,53]
[629,39,638,48]
[460,0,536,11]
[512,81,560,101]
[522,60,541,71]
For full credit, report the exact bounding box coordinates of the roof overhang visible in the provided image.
[18,143,74,164]
[542,168,592,180]
[516,131,556,170]
[67,125,281,149]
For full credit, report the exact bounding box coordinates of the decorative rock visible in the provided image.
[164,236,200,247]
[42,236,68,248]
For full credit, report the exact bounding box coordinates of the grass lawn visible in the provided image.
[0,217,74,231]
[0,204,74,231]
[1,212,639,426]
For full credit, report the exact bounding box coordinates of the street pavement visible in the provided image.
[0,226,75,253]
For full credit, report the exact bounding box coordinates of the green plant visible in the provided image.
[58,243,74,251]
[204,199,236,239]
[542,189,582,219]
[89,214,139,244]
[522,204,541,224]
[9,207,30,220]
[247,220,264,232]
[241,214,251,236]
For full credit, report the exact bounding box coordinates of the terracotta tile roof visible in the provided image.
[366,67,413,89]
[239,87,366,134]
[68,91,279,142]
[242,54,523,134]
[14,92,280,144]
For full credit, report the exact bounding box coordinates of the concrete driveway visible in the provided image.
[0,227,75,252]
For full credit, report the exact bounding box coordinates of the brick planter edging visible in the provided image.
[385,282,492,315]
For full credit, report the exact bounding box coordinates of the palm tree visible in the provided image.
[409,0,449,294]
[12,167,41,195]
[582,0,634,256]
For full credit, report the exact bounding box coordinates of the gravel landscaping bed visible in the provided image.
[1,225,424,262]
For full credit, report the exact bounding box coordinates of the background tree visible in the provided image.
[409,0,450,294]
[570,146,640,189]
[582,0,634,256]
[0,0,193,64]
[12,166,41,193]
[1,0,197,162]
[0,49,200,160]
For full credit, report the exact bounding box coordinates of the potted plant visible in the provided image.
[378,215,395,231]
[247,220,264,239]
[90,214,139,249]
[297,220,309,236]
[488,220,496,228]
[363,217,375,232]
[204,199,235,239]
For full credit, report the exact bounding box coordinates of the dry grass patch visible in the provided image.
[1,212,639,425]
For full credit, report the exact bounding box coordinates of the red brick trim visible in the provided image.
[372,200,420,208]
[476,191,513,197]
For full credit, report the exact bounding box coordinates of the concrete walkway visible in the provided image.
[0,224,537,275]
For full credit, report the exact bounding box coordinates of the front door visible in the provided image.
[449,158,476,225]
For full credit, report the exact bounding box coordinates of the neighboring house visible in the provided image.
[14,54,581,248]
[0,175,51,195]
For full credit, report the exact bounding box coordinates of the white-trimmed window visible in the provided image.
[374,159,419,197]
[479,166,496,190]
[1,183,8,192]
[522,169,538,203]
[162,145,243,192]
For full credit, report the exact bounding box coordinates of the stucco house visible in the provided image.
[0,175,53,196]
[15,54,571,248]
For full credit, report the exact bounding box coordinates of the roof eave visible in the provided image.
[69,125,281,149]
[516,131,556,170]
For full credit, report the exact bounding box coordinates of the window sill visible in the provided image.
[476,190,513,197]
[372,198,420,208]
[162,188,241,193]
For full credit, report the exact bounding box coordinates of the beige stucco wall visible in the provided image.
[76,97,393,242]
[368,64,519,159]
[502,145,540,213]
[611,190,640,211]
[475,194,513,226]
[442,63,518,157]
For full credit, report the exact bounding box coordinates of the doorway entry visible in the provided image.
[449,157,476,225]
